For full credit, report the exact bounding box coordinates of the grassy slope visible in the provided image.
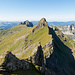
[0,25,25,39]
[0,25,74,59]
[25,27,52,47]
[20,26,52,59]
[0,25,37,61]
[0,25,52,60]
[0,25,52,75]
[0,25,43,75]
[0,24,75,74]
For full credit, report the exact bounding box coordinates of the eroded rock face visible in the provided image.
[43,40,54,58]
[30,45,44,66]
[2,52,31,71]
[28,44,56,75]
[20,20,33,27]
[32,18,48,33]
[1,46,56,75]
[37,18,48,29]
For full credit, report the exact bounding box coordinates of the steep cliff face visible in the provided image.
[29,44,44,66]
[28,44,56,75]
[46,26,75,75]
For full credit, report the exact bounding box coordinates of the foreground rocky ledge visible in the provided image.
[1,51,31,71]
[1,45,56,75]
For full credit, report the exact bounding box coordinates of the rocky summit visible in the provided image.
[20,20,33,27]
[37,18,48,29]
[32,18,48,33]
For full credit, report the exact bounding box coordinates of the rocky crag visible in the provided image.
[1,44,56,75]
[37,18,48,28]
[20,20,33,27]
[2,51,31,71]
[32,18,48,33]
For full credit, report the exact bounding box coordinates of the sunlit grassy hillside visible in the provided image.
[0,24,37,62]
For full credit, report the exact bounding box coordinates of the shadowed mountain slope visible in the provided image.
[46,26,75,75]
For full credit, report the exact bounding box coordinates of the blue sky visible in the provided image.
[0,0,75,21]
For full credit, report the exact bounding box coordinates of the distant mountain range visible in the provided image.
[32,21,75,26]
[57,24,75,41]
[0,21,19,30]
[1,21,75,30]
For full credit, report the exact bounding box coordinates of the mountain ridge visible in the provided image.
[1,21,75,30]
[0,18,75,75]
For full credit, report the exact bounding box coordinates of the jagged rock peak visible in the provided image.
[29,44,44,66]
[2,51,31,71]
[39,18,46,22]
[37,18,48,28]
[20,20,33,27]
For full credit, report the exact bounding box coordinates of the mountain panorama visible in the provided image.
[0,18,75,75]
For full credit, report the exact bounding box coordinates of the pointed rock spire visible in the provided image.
[37,18,48,29]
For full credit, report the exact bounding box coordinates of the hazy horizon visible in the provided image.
[1,20,75,22]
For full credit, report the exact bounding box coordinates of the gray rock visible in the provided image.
[2,51,31,71]
[30,45,44,66]
[37,18,48,29]
[20,20,33,27]
[32,18,48,33]
[6,62,17,71]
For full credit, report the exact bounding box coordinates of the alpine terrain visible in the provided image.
[0,18,75,75]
